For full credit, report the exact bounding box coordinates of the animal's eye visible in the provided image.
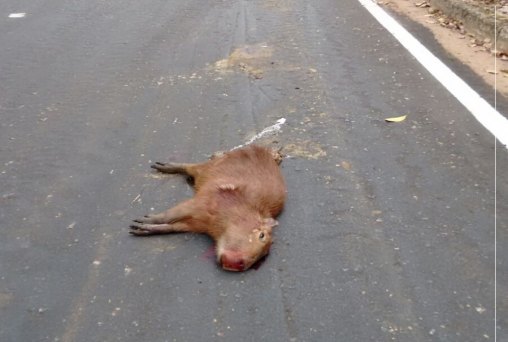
[259,232,265,240]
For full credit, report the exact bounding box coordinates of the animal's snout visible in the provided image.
[219,252,246,272]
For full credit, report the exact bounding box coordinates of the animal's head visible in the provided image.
[217,218,278,272]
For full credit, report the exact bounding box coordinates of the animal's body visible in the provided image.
[130,145,286,271]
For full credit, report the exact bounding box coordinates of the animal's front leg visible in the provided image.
[132,199,195,225]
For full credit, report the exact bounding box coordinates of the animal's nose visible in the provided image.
[220,254,245,272]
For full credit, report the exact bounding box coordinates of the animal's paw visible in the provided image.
[210,151,226,160]
[129,221,150,236]
[132,217,147,224]
[270,148,284,165]
[129,223,156,236]
[150,162,170,172]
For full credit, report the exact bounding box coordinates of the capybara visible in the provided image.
[130,144,286,272]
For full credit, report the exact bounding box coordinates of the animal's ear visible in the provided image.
[263,217,278,228]
[216,184,243,200]
[218,184,237,191]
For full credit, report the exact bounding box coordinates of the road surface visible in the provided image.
[0,0,506,341]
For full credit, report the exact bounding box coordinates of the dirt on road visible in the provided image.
[383,0,508,97]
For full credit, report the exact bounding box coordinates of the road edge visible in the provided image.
[429,0,508,53]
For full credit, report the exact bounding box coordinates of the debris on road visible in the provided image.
[232,118,286,150]
[214,43,273,80]
[385,115,408,122]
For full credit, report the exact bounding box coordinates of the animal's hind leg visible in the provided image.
[152,162,193,175]
[151,162,204,178]
[129,221,190,236]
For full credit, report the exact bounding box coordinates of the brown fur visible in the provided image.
[130,144,286,272]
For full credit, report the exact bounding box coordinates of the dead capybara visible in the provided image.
[130,144,286,272]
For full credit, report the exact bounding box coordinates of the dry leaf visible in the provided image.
[340,161,352,171]
[385,115,407,123]
[487,70,498,74]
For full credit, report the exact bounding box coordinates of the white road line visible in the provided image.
[8,13,26,18]
[358,0,508,147]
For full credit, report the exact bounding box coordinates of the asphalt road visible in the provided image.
[1,1,506,341]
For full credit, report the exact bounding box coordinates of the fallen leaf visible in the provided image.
[487,70,498,74]
[385,115,407,123]
[501,69,508,74]
[340,161,351,171]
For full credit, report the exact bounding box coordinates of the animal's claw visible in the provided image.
[129,224,151,236]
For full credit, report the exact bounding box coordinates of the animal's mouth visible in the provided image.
[218,246,271,272]
[220,255,246,272]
